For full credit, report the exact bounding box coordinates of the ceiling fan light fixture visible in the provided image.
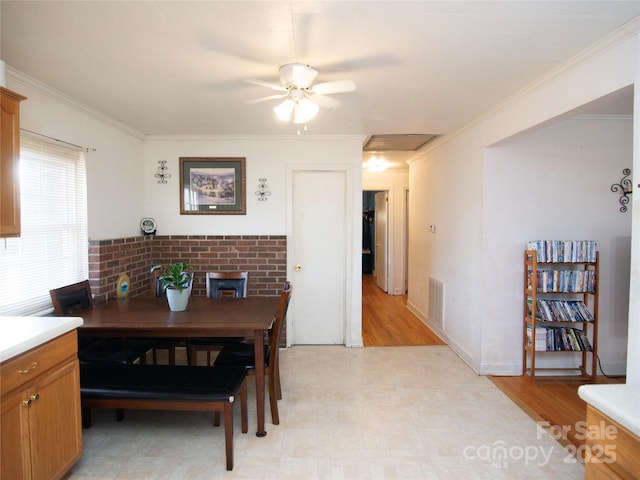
[279,63,318,88]
[292,98,319,124]
[274,99,295,122]
[364,157,389,172]
[248,63,355,129]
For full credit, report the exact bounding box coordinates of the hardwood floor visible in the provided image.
[489,374,625,451]
[361,274,444,346]
[362,273,625,452]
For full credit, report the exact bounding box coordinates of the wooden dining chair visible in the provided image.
[50,280,153,423]
[205,271,248,298]
[213,281,292,425]
[50,280,153,365]
[188,271,248,366]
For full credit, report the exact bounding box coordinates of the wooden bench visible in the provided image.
[79,363,248,471]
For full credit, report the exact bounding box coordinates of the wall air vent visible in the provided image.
[428,277,445,331]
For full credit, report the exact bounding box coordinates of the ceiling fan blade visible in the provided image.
[309,94,341,109]
[311,80,356,95]
[243,78,287,92]
[245,93,288,105]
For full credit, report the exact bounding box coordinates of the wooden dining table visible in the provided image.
[77,295,279,437]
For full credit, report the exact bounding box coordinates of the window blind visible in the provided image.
[0,134,88,316]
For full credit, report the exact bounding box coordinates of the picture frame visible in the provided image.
[179,157,246,215]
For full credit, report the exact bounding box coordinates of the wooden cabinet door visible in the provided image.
[1,388,31,480]
[0,87,26,237]
[29,360,82,480]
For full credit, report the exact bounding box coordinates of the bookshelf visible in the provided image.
[523,241,598,382]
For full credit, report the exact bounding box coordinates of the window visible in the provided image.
[0,134,88,316]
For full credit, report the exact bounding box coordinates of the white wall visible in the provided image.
[483,116,632,375]
[362,168,409,295]
[408,28,639,378]
[627,33,640,384]
[408,127,485,367]
[143,136,360,236]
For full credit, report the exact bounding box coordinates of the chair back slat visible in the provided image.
[152,269,165,297]
[206,272,248,298]
[50,280,93,316]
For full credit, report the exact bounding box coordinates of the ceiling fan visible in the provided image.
[244,63,356,125]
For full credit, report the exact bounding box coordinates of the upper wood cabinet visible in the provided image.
[1,86,27,237]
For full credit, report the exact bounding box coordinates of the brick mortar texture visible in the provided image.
[88,235,287,303]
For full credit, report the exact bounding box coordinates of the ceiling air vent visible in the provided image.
[363,134,438,152]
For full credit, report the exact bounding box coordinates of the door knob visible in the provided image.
[295,264,302,271]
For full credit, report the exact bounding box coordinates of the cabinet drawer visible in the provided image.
[0,330,77,395]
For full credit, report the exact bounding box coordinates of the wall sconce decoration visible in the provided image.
[155,160,171,184]
[610,168,633,213]
[255,178,271,201]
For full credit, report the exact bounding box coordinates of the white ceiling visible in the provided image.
[1,1,638,169]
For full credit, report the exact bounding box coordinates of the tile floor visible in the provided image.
[67,346,584,479]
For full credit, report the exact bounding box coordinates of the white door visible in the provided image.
[290,170,346,344]
[374,191,388,292]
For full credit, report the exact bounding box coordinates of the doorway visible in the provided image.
[362,190,388,291]
[362,188,435,346]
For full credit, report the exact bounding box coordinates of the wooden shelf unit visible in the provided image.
[522,249,599,382]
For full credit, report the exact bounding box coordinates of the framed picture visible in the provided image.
[179,157,246,215]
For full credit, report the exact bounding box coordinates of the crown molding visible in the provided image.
[6,65,147,141]
[145,133,365,143]
[409,15,640,161]
[6,65,365,144]
[486,15,640,118]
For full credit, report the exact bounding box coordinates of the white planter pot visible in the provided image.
[166,288,190,312]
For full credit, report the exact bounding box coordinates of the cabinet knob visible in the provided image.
[21,393,40,407]
[294,264,302,271]
[18,362,39,374]
[20,393,40,407]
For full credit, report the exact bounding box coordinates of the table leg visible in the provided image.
[254,329,266,437]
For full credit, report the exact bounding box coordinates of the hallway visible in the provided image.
[362,274,444,346]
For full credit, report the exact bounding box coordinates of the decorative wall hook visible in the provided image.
[155,160,171,184]
[610,168,633,213]
[255,178,271,201]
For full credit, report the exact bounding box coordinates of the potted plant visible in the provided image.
[150,261,193,311]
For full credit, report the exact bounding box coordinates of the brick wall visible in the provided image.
[88,235,287,303]
[88,236,153,302]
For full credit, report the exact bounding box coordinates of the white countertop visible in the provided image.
[578,384,640,437]
[0,316,84,362]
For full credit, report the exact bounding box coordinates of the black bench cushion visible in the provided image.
[213,343,270,369]
[80,363,246,402]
